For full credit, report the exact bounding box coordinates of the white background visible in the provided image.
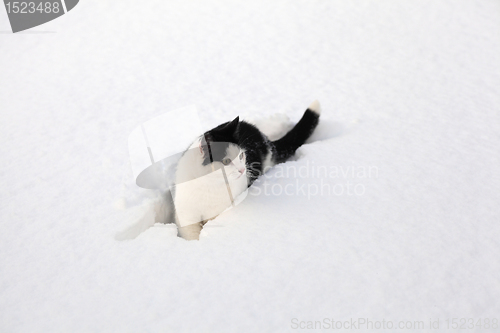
[0,0,499,331]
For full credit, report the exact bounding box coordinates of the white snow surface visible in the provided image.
[1,0,500,332]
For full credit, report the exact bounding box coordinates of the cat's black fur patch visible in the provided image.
[202,107,320,186]
[200,117,239,166]
[272,108,319,164]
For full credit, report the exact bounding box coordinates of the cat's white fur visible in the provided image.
[308,100,321,115]
[174,138,249,240]
[262,151,274,174]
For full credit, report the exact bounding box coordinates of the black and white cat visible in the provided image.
[173,101,321,240]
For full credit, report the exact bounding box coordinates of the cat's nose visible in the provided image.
[238,168,245,174]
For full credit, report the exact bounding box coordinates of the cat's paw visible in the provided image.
[177,222,202,241]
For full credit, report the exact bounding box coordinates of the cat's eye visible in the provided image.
[222,158,232,165]
[239,152,244,160]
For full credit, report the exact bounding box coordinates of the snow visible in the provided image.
[1,0,499,331]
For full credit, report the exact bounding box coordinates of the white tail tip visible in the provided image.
[308,100,321,115]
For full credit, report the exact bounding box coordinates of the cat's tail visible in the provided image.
[271,100,321,164]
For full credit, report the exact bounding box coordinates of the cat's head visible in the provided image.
[199,116,247,181]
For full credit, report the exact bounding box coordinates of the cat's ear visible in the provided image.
[199,134,212,156]
[199,139,204,155]
[222,116,239,136]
